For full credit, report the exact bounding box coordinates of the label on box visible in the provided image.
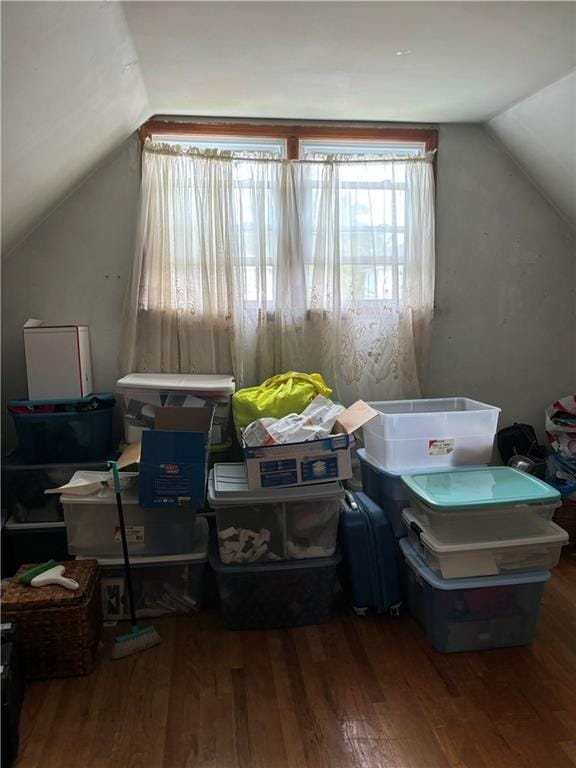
[114,525,145,543]
[300,456,339,482]
[428,438,454,455]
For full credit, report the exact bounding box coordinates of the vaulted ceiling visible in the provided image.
[2,1,575,253]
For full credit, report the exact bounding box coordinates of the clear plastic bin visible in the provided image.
[400,538,550,653]
[116,373,235,448]
[210,540,340,629]
[363,398,500,472]
[86,518,208,619]
[402,508,568,579]
[62,487,198,557]
[208,463,343,563]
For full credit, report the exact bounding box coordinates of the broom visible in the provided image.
[107,460,161,659]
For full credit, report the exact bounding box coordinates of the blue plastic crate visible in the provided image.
[358,448,412,537]
[399,538,550,653]
[10,398,115,463]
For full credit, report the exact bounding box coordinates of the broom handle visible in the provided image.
[108,462,138,627]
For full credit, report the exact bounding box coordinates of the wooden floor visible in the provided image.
[16,548,576,768]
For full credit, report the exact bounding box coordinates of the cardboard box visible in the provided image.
[242,400,378,489]
[118,406,214,508]
[23,320,93,400]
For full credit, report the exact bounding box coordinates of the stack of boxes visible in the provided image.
[4,324,114,571]
[62,375,236,621]
[357,397,569,653]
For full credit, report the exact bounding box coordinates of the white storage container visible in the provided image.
[116,373,235,447]
[62,487,198,557]
[363,398,500,472]
[24,323,93,400]
[82,519,208,620]
[402,508,569,579]
[208,463,344,563]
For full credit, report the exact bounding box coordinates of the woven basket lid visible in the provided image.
[1,559,98,611]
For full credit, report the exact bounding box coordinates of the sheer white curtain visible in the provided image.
[122,141,435,403]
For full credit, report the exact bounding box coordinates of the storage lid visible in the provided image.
[207,463,345,507]
[0,559,99,610]
[82,518,209,565]
[116,373,235,393]
[401,466,561,510]
[399,538,550,590]
[401,508,569,553]
[5,517,66,531]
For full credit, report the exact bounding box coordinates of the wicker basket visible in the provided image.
[553,495,576,543]
[1,559,101,680]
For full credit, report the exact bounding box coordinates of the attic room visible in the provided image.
[1,1,575,766]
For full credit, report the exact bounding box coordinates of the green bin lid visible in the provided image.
[400,466,560,510]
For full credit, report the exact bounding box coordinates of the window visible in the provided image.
[143,121,436,306]
[126,120,436,401]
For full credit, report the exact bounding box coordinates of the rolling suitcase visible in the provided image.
[339,491,402,616]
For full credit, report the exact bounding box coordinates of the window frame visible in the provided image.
[139,117,438,164]
[139,118,437,307]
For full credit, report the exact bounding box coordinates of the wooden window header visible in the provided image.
[140,119,437,160]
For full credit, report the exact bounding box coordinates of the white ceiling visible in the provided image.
[124,1,575,123]
[2,1,575,253]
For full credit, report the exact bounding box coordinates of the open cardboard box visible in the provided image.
[241,400,379,489]
[118,405,214,508]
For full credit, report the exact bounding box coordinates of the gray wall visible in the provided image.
[1,135,140,445]
[428,124,575,434]
[2,125,574,449]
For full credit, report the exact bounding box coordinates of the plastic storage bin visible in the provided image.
[357,448,451,537]
[400,538,550,653]
[363,398,500,472]
[116,373,235,448]
[9,395,115,463]
[87,518,208,619]
[1,458,110,523]
[208,463,343,563]
[210,541,340,629]
[4,517,69,572]
[62,487,198,557]
[402,508,568,579]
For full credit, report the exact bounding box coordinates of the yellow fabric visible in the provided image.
[232,372,332,439]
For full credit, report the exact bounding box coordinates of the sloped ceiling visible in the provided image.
[1,1,149,253]
[488,72,576,229]
[2,1,575,254]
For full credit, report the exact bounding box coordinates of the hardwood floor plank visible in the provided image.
[12,551,576,768]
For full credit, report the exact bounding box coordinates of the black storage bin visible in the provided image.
[4,518,69,574]
[210,541,340,630]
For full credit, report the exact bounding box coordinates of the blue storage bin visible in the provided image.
[399,538,550,653]
[358,448,415,537]
[10,396,115,463]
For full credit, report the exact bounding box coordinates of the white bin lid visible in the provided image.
[402,508,569,553]
[78,517,209,565]
[116,373,235,393]
[208,463,344,507]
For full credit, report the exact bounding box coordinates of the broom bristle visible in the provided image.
[111,625,161,659]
